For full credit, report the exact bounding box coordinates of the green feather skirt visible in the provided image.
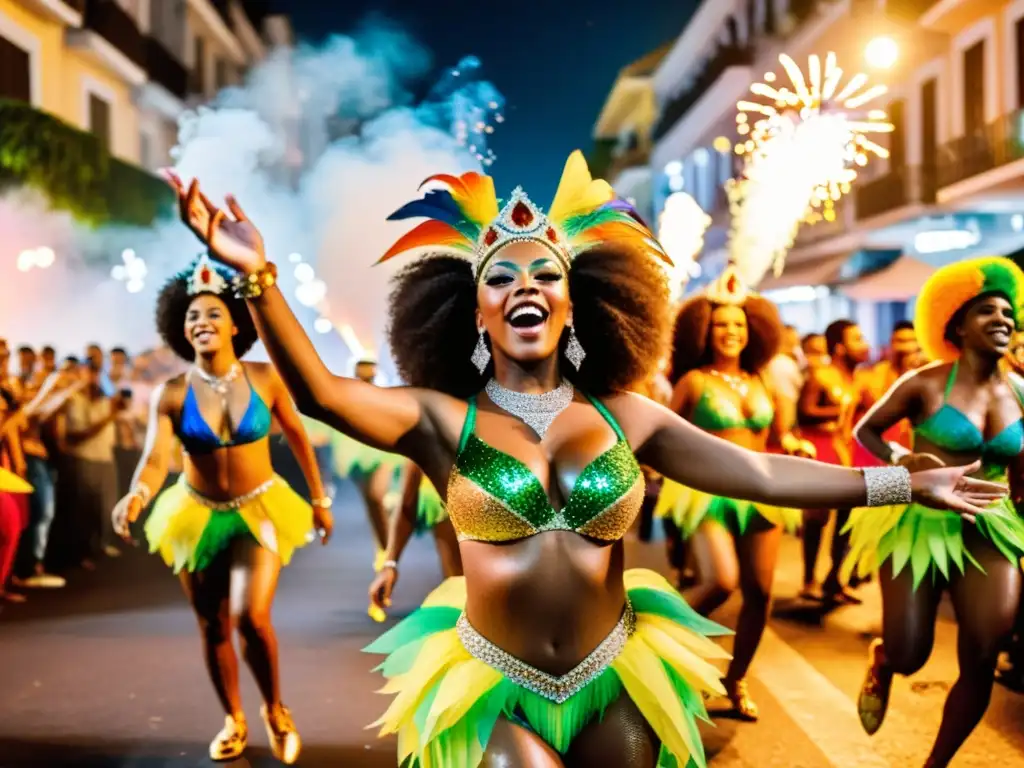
[842,496,1024,589]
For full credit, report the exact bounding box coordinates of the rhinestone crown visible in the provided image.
[187,253,228,296]
[474,187,572,277]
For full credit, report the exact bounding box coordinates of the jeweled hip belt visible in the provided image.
[181,476,276,511]
[456,599,636,704]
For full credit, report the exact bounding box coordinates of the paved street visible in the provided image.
[2,488,1023,768]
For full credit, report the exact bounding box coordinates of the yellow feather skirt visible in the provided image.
[654,479,801,536]
[363,569,730,768]
[144,475,313,573]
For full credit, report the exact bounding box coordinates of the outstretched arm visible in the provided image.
[632,395,1001,518]
[164,173,456,469]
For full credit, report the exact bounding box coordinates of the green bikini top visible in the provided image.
[914,361,1024,468]
[689,374,774,433]
[445,393,645,543]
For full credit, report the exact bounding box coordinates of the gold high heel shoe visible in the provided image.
[262,704,301,764]
[724,678,759,721]
[858,638,892,735]
[209,714,247,762]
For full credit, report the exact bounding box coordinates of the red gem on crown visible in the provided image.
[484,228,498,246]
[201,267,211,284]
[511,201,533,227]
[546,227,558,242]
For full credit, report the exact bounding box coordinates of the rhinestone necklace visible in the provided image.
[707,368,749,397]
[193,363,241,395]
[192,363,241,442]
[484,378,574,439]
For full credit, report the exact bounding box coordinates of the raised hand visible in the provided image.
[909,460,1007,524]
[163,170,266,274]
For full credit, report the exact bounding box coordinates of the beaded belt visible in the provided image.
[455,600,636,704]
[181,476,276,511]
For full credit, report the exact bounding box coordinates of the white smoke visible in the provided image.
[1,21,502,378]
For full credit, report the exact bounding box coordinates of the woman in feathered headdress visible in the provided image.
[655,264,812,722]
[109,255,332,764]
[166,153,998,768]
[844,256,1024,766]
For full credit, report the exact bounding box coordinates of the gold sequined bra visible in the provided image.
[446,393,645,542]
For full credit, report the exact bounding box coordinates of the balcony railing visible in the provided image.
[145,37,187,100]
[83,0,144,68]
[653,44,754,141]
[854,165,937,220]
[937,108,1024,189]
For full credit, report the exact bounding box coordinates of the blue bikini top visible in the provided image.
[914,361,1024,465]
[177,371,272,455]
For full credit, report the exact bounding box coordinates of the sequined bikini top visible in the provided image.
[690,377,774,433]
[445,392,645,542]
[914,361,1024,466]
[178,374,272,456]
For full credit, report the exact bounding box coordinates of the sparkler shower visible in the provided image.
[1,20,503,374]
[727,52,892,287]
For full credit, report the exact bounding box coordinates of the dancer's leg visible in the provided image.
[926,540,1021,767]
[483,719,565,767]
[565,694,660,767]
[684,519,739,616]
[800,508,829,596]
[857,560,942,734]
[231,537,283,709]
[728,521,782,683]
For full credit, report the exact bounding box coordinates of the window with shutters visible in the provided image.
[0,34,31,103]
[89,93,112,152]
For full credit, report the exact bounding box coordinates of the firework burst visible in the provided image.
[728,52,892,286]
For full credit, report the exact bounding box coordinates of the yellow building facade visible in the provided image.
[0,0,143,163]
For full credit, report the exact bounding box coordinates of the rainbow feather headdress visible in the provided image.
[378,150,670,280]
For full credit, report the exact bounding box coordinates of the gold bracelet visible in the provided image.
[233,262,278,299]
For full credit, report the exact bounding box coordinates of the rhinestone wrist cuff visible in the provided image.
[456,600,636,704]
[862,465,912,507]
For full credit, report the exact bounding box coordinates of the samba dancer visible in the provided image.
[655,267,812,720]
[846,257,1024,767]
[166,153,998,768]
[111,256,332,764]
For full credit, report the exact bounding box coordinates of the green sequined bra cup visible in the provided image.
[445,393,645,542]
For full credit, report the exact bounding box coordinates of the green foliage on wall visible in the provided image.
[0,99,174,227]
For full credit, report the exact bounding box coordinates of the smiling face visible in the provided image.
[184,294,237,358]
[957,293,1015,356]
[708,304,748,362]
[476,240,571,367]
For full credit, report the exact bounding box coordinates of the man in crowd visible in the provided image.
[798,319,871,605]
[54,360,126,569]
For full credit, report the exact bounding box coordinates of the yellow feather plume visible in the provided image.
[548,150,616,223]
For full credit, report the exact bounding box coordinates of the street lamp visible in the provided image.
[865,36,898,70]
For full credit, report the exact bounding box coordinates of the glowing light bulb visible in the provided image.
[865,36,898,70]
[294,263,315,283]
[35,247,55,268]
[288,252,303,263]
[314,317,333,334]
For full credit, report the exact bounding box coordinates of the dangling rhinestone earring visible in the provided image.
[565,325,586,371]
[471,329,491,374]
